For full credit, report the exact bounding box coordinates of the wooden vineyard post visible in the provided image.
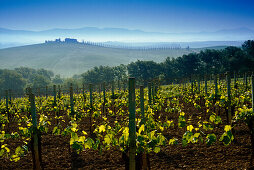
[226,72,232,123]
[53,85,56,106]
[75,85,78,94]
[214,74,218,101]
[140,85,145,125]
[112,81,115,113]
[205,75,208,95]
[148,82,152,105]
[103,82,106,115]
[245,73,248,90]
[5,90,8,112]
[123,81,126,92]
[58,85,61,99]
[89,83,93,108]
[8,89,12,104]
[82,84,86,101]
[197,77,200,93]
[151,82,155,102]
[191,77,194,95]
[129,77,136,170]
[185,78,188,89]
[89,83,93,134]
[252,74,254,113]
[37,88,40,97]
[45,86,48,98]
[249,74,251,85]
[28,88,42,170]
[99,84,101,103]
[70,84,74,116]
[118,79,120,91]
[112,81,115,99]
[234,72,237,88]
[155,83,158,97]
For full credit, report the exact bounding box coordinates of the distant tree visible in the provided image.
[29,74,50,89]
[199,49,223,74]
[127,60,162,84]
[62,78,82,90]
[242,40,254,71]
[36,68,54,80]
[242,40,254,57]
[15,67,54,84]
[0,69,26,93]
[181,53,200,76]
[15,67,37,80]
[52,74,64,84]
[162,57,175,83]
[222,46,248,72]
[113,64,127,81]
[82,66,116,84]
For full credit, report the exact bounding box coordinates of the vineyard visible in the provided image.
[0,73,254,169]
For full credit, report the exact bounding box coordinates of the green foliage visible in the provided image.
[0,69,26,92]
[178,112,186,128]
[220,125,234,145]
[127,60,162,84]
[206,134,216,146]
[81,65,127,84]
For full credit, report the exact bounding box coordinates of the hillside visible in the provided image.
[0,43,204,77]
[0,42,229,77]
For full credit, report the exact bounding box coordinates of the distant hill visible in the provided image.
[0,27,253,48]
[0,42,206,77]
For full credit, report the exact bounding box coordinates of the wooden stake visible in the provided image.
[103,82,106,115]
[214,75,218,100]
[5,90,8,111]
[45,86,48,98]
[205,75,208,95]
[28,88,42,170]
[58,85,61,99]
[112,81,115,113]
[252,74,254,113]
[129,77,136,170]
[53,85,56,106]
[140,85,144,125]
[82,84,86,101]
[89,83,93,134]
[70,84,74,116]
[148,82,151,105]
[8,89,11,104]
[226,72,232,123]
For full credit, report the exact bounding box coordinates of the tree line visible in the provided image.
[0,40,253,96]
[82,40,254,84]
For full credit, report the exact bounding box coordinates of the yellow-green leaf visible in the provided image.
[187,125,194,132]
[224,125,232,132]
[154,147,160,153]
[99,125,106,133]
[138,124,145,134]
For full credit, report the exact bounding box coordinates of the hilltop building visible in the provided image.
[45,38,79,43]
[64,38,78,43]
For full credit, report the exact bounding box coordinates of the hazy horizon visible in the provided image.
[1,0,254,48]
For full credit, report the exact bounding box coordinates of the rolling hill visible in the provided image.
[0,27,252,48]
[0,42,205,77]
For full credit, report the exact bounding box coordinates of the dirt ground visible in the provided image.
[0,96,253,169]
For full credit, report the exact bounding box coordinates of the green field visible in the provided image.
[0,42,220,77]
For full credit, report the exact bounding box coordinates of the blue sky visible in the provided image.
[0,0,254,33]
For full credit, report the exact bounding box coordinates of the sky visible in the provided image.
[0,0,254,33]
